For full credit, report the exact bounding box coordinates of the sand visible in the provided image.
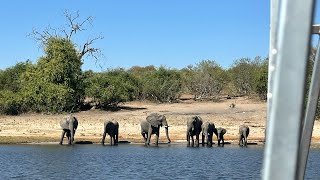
[1,97,320,145]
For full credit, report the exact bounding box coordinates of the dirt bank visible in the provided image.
[1,97,319,145]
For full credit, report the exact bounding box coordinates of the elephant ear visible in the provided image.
[146,113,162,127]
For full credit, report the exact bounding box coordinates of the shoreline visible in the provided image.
[1,98,320,147]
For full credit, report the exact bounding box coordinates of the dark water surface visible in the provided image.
[0,144,319,179]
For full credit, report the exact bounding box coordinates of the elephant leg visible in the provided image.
[222,137,225,146]
[69,129,74,145]
[147,126,152,145]
[155,131,159,146]
[66,131,71,142]
[205,134,209,146]
[191,135,194,147]
[239,135,242,146]
[187,132,190,146]
[208,135,212,147]
[110,135,114,146]
[201,133,205,146]
[102,132,107,145]
[141,132,147,145]
[243,132,247,146]
[115,132,118,145]
[59,130,66,145]
[244,135,248,147]
[196,134,200,147]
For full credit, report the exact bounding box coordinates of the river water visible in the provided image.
[0,144,319,179]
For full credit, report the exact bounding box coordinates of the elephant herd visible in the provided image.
[59,113,250,147]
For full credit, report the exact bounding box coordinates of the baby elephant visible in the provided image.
[59,114,78,145]
[201,121,215,146]
[239,125,250,147]
[214,127,227,146]
[102,120,119,146]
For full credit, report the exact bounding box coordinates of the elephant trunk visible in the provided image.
[165,126,171,143]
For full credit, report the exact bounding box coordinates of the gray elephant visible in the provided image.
[102,120,119,146]
[201,121,215,146]
[186,116,203,147]
[140,113,171,146]
[59,114,78,145]
[214,127,227,146]
[239,125,250,146]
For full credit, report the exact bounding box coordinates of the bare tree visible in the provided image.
[29,10,103,61]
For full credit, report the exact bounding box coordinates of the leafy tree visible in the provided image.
[228,57,262,96]
[85,69,139,107]
[127,65,156,100]
[0,90,27,115]
[21,37,84,113]
[253,58,268,100]
[183,60,227,100]
[0,61,32,92]
[142,66,182,102]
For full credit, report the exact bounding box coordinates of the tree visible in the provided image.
[183,60,227,100]
[141,66,182,103]
[84,69,139,107]
[127,65,156,100]
[0,61,32,92]
[29,10,103,62]
[21,37,85,113]
[228,57,262,96]
[253,58,268,100]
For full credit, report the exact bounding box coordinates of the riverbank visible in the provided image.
[1,97,319,145]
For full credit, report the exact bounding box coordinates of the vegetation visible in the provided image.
[0,11,271,115]
[0,56,269,115]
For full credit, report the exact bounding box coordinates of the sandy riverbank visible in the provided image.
[1,97,320,145]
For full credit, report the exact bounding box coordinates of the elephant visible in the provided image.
[102,120,119,146]
[140,113,171,146]
[186,115,203,147]
[59,114,78,145]
[201,121,215,146]
[214,127,227,146]
[239,125,250,147]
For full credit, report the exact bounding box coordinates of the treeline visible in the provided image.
[0,37,268,115]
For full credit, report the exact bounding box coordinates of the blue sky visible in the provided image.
[0,1,318,72]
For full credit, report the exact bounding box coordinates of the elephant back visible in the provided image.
[112,120,119,128]
[105,120,118,133]
[146,113,165,127]
[217,127,227,135]
[60,115,78,130]
[201,121,214,129]
[239,125,249,135]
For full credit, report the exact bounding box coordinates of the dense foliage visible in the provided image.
[0,54,270,115]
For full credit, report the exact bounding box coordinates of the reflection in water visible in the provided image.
[0,144,319,179]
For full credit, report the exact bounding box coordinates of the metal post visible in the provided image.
[266,0,279,142]
[297,27,320,180]
[262,0,315,179]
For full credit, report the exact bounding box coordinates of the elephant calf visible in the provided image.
[186,116,203,147]
[214,127,227,146]
[239,125,250,147]
[102,120,119,146]
[201,121,215,146]
[59,114,78,145]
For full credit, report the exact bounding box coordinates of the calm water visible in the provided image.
[0,144,319,179]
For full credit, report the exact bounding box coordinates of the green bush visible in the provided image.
[141,66,182,102]
[21,81,74,113]
[85,69,139,107]
[0,90,27,115]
